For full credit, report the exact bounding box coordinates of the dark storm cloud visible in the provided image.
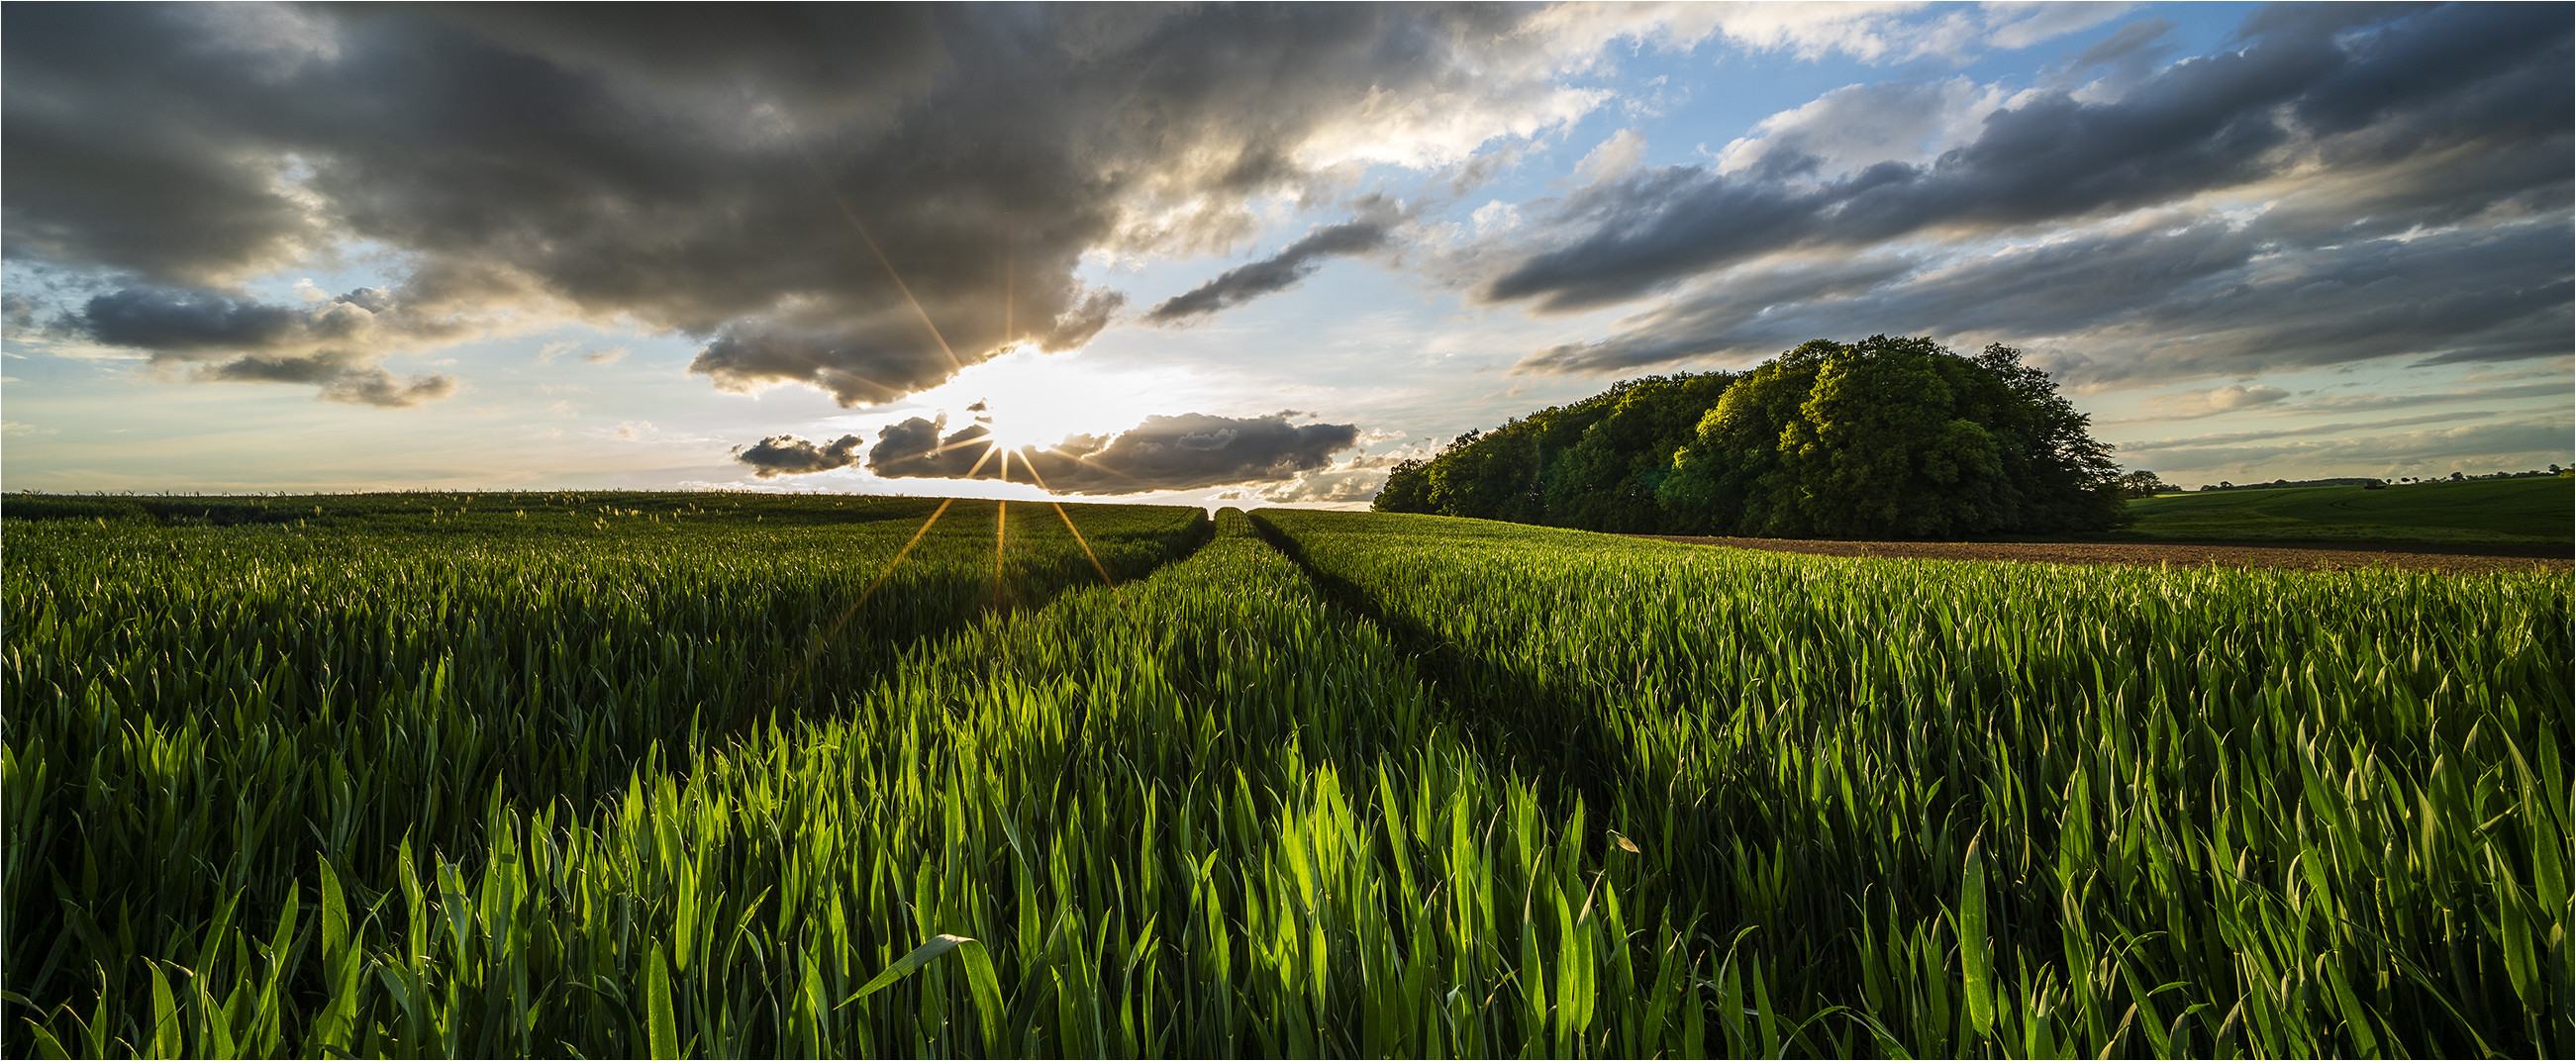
[689,322,955,408]
[2,293,38,333]
[63,284,462,406]
[1027,412,1360,494]
[1145,219,1391,324]
[862,417,995,481]
[3,3,1545,404]
[847,411,1358,494]
[1481,3,2571,313]
[79,287,312,352]
[736,434,866,478]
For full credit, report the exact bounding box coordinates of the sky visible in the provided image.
[3,1,2569,504]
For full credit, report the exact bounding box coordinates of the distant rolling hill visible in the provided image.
[2115,476,2572,548]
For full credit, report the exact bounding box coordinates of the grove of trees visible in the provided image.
[1374,336,2130,539]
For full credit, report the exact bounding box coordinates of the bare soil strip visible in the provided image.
[1630,535,2573,575]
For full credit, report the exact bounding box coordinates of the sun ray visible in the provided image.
[1006,439,1147,486]
[856,497,958,608]
[927,434,1000,457]
[1058,449,1148,485]
[819,366,905,404]
[753,495,956,723]
[787,141,964,372]
[958,441,1001,478]
[1015,459,1117,588]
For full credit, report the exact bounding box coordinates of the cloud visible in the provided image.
[315,367,458,409]
[5,5,1618,405]
[2294,380,2572,414]
[1145,217,1393,325]
[1477,3,2571,314]
[2107,379,2571,428]
[2120,415,2571,474]
[2067,17,2179,78]
[735,434,866,478]
[1573,129,1648,185]
[689,320,961,407]
[3,292,40,333]
[1541,2,2128,68]
[843,411,1359,494]
[57,284,463,406]
[1509,212,2572,386]
[2134,383,2291,421]
[1226,446,1422,505]
[536,339,629,365]
[2119,411,2503,453]
[859,416,996,480]
[1712,77,2000,179]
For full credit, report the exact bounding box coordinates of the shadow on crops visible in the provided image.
[1245,512,1645,827]
[1,506,1217,1033]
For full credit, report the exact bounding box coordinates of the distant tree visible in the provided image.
[1664,342,1834,534]
[1382,336,2125,538]
[1538,372,1737,531]
[1776,337,2014,537]
[1372,457,1433,513]
[2114,469,2172,498]
[1666,337,2123,537]
[1371,372,1735,529]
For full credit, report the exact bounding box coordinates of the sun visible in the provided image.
[964,403,1050,456]
[926,346,1176,455]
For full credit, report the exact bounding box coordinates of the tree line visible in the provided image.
[1374,336,2129,538]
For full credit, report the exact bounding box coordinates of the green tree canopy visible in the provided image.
[1374,372,1734,530]
[1377,337,2126,538]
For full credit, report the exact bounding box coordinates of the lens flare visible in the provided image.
[1016,457,1116,588]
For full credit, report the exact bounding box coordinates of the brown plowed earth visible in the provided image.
[1629,535,2572,575]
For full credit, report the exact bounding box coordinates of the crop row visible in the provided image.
[8,495,2564,1057]
[10,506,1775,1058]
[2,496,1205,1055]
[1254,509,2571,1058]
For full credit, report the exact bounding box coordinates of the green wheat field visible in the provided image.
[4,492,2566,1058]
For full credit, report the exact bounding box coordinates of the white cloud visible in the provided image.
[2128,383,2292,422]
[1716,76,2008,176]
[1471,200,1524,236]
[1537,1,2129,67]
[1574,129,1647,185]
[1295,83,1610,171]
